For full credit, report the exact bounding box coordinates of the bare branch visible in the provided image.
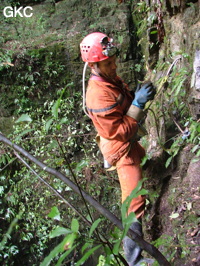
[14,151,92,227]
[0,133,170,265]
[14,150,128,266]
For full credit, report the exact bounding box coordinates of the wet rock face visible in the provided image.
[190,50,200,119]
[165,0,199,16]
[193,50,200,91]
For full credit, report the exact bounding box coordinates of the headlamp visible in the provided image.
[100,36,118,57]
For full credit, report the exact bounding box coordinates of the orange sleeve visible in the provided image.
[86,82,138,142]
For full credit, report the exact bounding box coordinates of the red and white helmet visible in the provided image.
[80,32,118,63]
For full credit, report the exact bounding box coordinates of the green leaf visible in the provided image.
[40,235,75,266]
[150,30,157,34]
[175,80,185,96]
[89,218,101,238]
[191,145,199,153]
[60,117,68,124]
[55,246,76,266]
[118,35,124,44]
[121,181,145,224]
[52,99,60,119]
[196,149,200,157]
[86,214,93,223]
[113,212,137,255]
[113,223,131,255]
[113,241,120,255]
[75,245,101,266]
[48,206,61,221]
[165,156,172,168]
[15,114,32,123]
[123,215,138,242]
[45,118,54,132]
[140,154,149,166]
[16,129,34,140]
[50,227,71,238]
[81,243,90,253]
[75,160,88,173]
[71,218,79,233]
[124,212,137,227]
[62,233,77,250]
[40,241,63,266]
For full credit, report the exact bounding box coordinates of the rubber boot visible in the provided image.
[123,221,142,265]
[123,221,154,266]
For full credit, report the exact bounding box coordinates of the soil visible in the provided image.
[143,144,200,265]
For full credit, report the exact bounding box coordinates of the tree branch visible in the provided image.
[14,151,127,266]
[0,133,170,265]
[14,151,92,227]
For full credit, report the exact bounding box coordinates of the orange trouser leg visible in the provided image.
[115,145,146,219]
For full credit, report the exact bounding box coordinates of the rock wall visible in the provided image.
[0,0,199,265]
[136,1,200,265]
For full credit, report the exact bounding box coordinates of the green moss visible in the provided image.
[0,117,14,135]
[184,213,198,223]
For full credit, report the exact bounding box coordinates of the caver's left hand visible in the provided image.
[132,82,156,109]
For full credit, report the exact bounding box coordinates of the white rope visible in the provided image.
[166,55,182,76]
[82,62,90,118]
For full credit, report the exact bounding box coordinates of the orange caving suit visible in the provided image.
[86,74,146,218]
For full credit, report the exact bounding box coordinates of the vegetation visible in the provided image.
[0,0,199,265]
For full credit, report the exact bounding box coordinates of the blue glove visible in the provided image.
[132,82,156,109]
